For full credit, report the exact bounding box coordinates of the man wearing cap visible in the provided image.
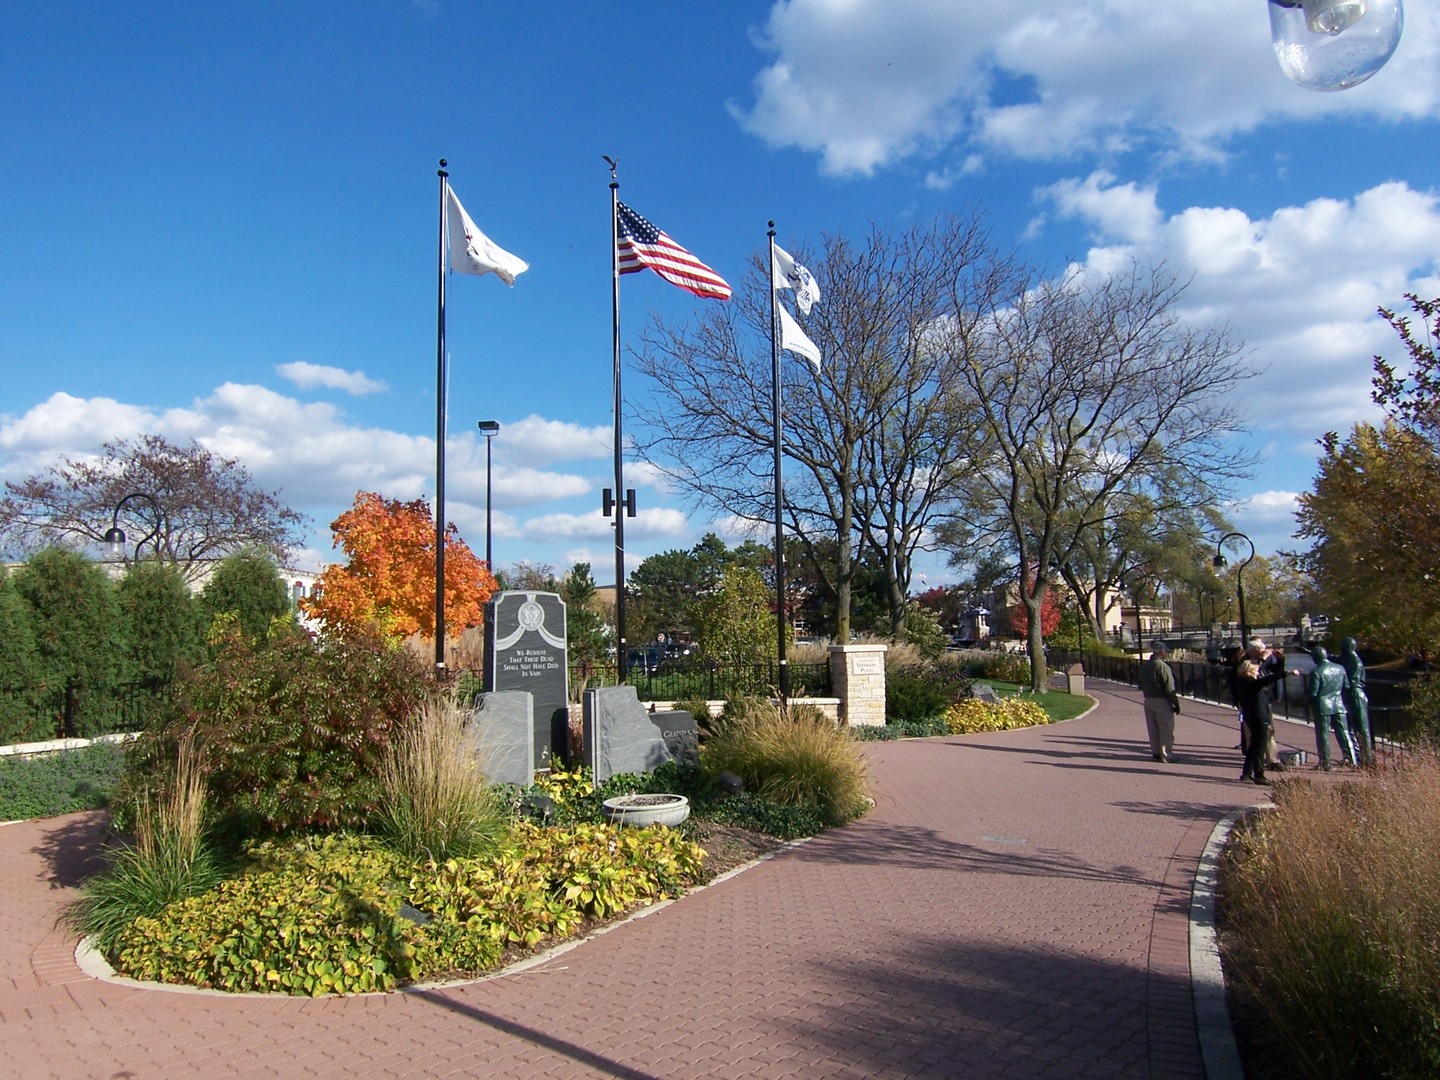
[1138,642,1181,762]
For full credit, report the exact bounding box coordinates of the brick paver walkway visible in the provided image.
[0,682,1307,1079]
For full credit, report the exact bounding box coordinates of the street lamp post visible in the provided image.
[1213,531,1256,646]
[104,492,162,562]
[477,420,500,568]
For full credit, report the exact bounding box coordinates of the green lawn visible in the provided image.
[971,680,1093,723]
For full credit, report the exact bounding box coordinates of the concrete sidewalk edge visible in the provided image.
[1190,810,1251,1080]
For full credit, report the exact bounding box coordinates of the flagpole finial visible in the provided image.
[603,155,618,185]
[438,158,448,177]
[768,220,776,237]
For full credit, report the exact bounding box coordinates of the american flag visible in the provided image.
[616,201,731,301]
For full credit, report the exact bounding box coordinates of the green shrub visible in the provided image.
[13,549,126,738]
[944,697,1051,734]
[377,694,509,862]
[128,626,432,839]
[695,791,826,839]
[198,549,294,642]
[702,699,871,827]
[885,659,972,722]
[975,651,1032,686]
[0,741,126,821]
[851,717,950,741]
[0,570,44,744]
[901,601,948,660]
[1399,671,1440,747]
[1221,759,1440,1078]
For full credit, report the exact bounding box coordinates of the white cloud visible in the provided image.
[1042,175,1440,456]
[1233,489,1300,524]
[737,1,1440,177]
[276,361,388,396]
[0,392,156,459]
[1038,171,1162,245]
[492,415,611,467]
[0,384,646,572]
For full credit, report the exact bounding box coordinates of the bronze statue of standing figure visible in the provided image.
[1339,637,1374,765]
[1309,645,1358,770]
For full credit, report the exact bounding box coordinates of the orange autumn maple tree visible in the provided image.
[302,491,496,641]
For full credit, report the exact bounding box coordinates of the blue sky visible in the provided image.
[3,1,1439,589]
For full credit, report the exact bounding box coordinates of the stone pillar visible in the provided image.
[829,644,888,726]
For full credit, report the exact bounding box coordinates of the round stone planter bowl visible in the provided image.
[602,793,691,828]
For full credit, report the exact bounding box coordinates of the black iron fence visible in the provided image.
[1048,648,1416,742]
[0,677,173,745]
[2,657,835,748]
[453,659,832,704]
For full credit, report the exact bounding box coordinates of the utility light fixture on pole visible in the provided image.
[1213,531,1257,646]
[477,420,499,568]
[104,492,162,562]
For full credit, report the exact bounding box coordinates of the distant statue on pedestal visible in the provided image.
[1339,637,1373,765]
[1309,646,1358,770]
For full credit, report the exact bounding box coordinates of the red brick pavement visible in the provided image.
[0,682,1306,1080]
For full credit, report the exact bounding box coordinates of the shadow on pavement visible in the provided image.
[28,810,111,890]
[409,988,667,1080]
[785,932,1180,1079]
[788,819,1161,888]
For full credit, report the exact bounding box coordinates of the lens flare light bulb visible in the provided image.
[1269,0,1403,91]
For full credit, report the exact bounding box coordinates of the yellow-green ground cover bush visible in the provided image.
[944,696,1052,734]
[111,824,705,996]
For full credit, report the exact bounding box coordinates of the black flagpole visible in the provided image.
[769,223,790,700]
[607,157,629,683]
[434,159,449,671]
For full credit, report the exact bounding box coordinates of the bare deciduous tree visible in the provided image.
[941,263,1255,689]
[0,435,306,580]
[631,215,1016,640]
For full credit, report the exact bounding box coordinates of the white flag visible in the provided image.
[772,245,820,315]
[779,303,822,370]
[445,187,529,285]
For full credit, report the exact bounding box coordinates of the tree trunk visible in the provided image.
[1024,587,1049,693]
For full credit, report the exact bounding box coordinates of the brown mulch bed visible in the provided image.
[687,820,792,881]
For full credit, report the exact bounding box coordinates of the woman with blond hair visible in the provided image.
[1233,650,1298,784]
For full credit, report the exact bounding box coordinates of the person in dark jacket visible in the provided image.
[1233,653,1298,784]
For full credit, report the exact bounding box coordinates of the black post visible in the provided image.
[478,420,499,568]
[768,223,790,700]
[606,157,629,682]
[434,159,449,671]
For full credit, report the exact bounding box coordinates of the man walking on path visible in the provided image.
[1139,641,1181,762]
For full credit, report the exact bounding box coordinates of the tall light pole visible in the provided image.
[477,420,499,569]
[104,492,162,562]
[1213,531,1256,646]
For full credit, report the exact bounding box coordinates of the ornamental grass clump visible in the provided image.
[1220,758,1440,1079]
[703,698,871,827]
[376,693,509,862]
[70,730,224,954]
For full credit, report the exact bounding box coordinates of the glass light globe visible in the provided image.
[1269,0,1404,91]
